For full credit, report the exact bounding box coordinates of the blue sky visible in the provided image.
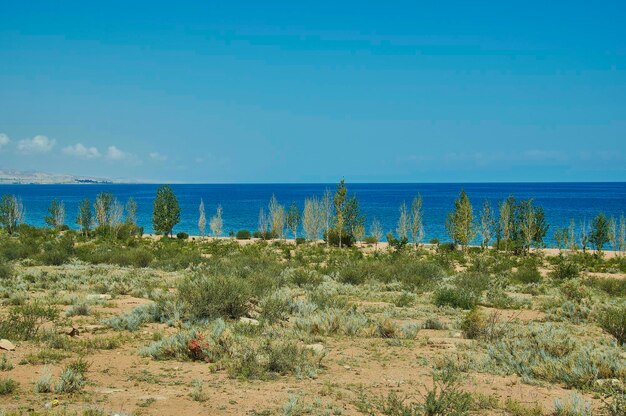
[1,1,625,183]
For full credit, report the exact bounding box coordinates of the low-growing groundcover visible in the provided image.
[0,228,624,414]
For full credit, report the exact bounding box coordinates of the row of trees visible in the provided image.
[1,184,625,255]
[249,180,365,247]
[553,213,626,254]
[443,191,548,254]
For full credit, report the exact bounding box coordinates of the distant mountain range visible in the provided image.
[0,169,115,184]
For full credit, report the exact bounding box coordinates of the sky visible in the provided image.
[1,1,625,183]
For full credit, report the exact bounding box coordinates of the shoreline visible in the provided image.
[143,234,624,258]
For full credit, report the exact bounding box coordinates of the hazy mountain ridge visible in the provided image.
[0,168,114,184]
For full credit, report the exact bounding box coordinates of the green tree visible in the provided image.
[370,218,383,249]
[94,192,113,229]
[125,197,138,226]
[553,227,569,252]
[152,185,180,237]
[76,198,93,237]
[0,195,24,235]
[333,179,347,248]
[268,195,285,239]
[286,202,300,240]
[445,190,475,251]
[343,194,364,243]
[478,199,494,249]
[590,212,610,254]
[396,202,409,241]
[409,194,425,248]
[496,197,514,251]
[302,196,321,242]
[44,199,65,229]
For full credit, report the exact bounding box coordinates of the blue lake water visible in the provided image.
[1,183,625,246]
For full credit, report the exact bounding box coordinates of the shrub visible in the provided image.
[190,379,208,402]
[236,230,251,240]
[460,308,505,341]
[422,317,446,330]
[105,303,162,331]
[0,263,13,280]
[486,323,624,389]
[0,378,17,395]
[56,367,85,393]
[0,354,13,371]
[226,339,320,380]
[363,236,378,244]
[324,229,354,247]
[34,369,53,393]
[511,263,542,284]
[585,277,626,297]
[597,304,626,345]
[66,302,91,317]
[433,287,478,309]
[422,362,473,416]
[553,393,592,416]
[0,301,59,340]
[178,273,252,320]
[386,233,408,250]
[551,259,580,280]
[176,232,189,240]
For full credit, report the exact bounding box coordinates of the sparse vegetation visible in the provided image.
[0,190,623,414]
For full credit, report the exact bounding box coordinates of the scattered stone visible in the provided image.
[0,339,15,351]
[82,324,106,333]
[595,378,623,388]
[304,343,325,355]
[66,327,79,337]
[87,294,111,300]
[343,365,351,370]
[239,317,260,326]
[246,310,261,319]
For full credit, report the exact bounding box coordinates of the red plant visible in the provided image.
[187,334,209,360]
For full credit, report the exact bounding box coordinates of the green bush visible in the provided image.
[236,230,251,240]
[551,259,580,280]
[0,301,59,340]
[178,273,252,320]
[433,287,478,309]
[0,263,13,280]
[0,377,17,395]
[585,277,626,297]
[176,232,189,240]
[597,304,626,345]
[363,236,378,244]
[511,263,542,284]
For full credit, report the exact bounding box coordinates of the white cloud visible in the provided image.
[106,146,127,160]
[149,152,167,161]
[63,143,101,159]
[0,133,9,150]
[17,135,56,154]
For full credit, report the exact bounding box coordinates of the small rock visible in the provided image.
[87,294,111,300]
[595,378,623,388]
[239,317,260,326]
[246,310,261,319]
[343,365,351,370]
[82,324,105,333]
[451,332,463,338]
[66,327,79,337]
[0,339,15,351]
[304,343,325,354]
